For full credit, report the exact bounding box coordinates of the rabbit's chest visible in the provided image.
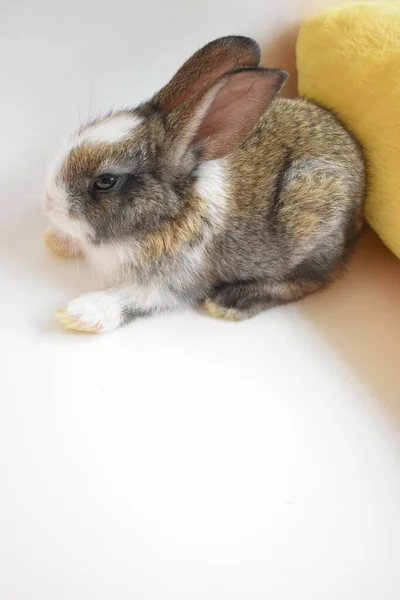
[87,236,208,306]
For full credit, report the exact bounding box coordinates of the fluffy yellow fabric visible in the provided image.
[297,2,400,259]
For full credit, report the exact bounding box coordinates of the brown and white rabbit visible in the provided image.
[42,36,365,333]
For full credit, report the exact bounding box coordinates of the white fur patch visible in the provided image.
[87,240,139,284]
[49,210,93,241]
[76,113,142,146]
[87,239,191,305]
[195,159,229,227]
[121,283,182,313]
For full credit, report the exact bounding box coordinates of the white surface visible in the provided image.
[1,1,400,599]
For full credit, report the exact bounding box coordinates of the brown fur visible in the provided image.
[60,140,129,183]
[138,191,207,266]
[219,98,364,266]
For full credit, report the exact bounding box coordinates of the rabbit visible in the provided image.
[42,35,365,333]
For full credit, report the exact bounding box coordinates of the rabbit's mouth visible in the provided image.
[43,199,92,243]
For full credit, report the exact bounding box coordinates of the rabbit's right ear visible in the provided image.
[153,36,261,112]
[166,67,287,162]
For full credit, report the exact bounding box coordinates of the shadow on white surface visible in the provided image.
[299,228,400,425]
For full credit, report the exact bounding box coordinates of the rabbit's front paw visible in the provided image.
[56,292,123,333]
[43,227,84,259]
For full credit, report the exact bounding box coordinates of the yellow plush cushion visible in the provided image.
[297,2,400,259]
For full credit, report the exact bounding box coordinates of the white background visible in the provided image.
[1,1,400,598]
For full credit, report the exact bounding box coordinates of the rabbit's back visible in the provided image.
[210,98,365,283]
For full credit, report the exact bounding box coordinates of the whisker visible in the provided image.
[87,74,95,124]
[74,94,82,129]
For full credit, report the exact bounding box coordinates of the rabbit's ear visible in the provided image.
[167,68,287,161]
[153,36,261,112]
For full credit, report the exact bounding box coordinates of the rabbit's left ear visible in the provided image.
[167,67,288,162]
[153,36,261,112]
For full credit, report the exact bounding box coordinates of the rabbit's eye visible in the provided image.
[92,175,117,191]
